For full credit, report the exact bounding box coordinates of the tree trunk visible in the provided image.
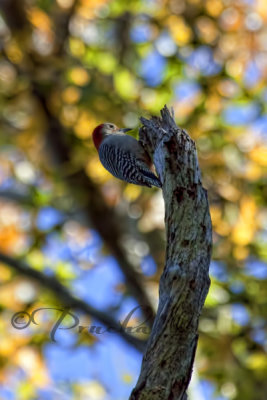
[130,106,212,400]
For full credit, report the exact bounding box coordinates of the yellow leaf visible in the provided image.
[26,250,45,271]
[114,68,138,100]
[6,40,23,64]
[55,262,76,280]
[232,197,256,245]
[69,38,86,57]
[96,53,117,74]
[257,0,267,19]
[122,373,133,384]
[205,283,230,307]
[249,146,267,166]
[69,67,90,86]
[123,184,142,201]
[214,221,231,236]
[238,196,256,221]
[86,156,110,183]
[62,87,81,104]
[244,162,262,180]
[0,264,12,282]
[74,111,98,139]
[233,246,249,260]
[246,353,267,372]
[16,381,36,400]
[232,223,254,245]
[28,8,52,32]
[210,206,222,225]
[217,183,240,202]
[167,16,192,46]
[226,59,244,79]
[205,0,223,17]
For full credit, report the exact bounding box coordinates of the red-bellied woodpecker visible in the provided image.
[92,123,161,188]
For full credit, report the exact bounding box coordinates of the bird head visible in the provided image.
[92,123,131,150]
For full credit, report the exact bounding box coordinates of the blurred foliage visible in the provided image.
[0,0,267,399]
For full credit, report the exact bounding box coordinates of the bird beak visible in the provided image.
[120,128,131,133]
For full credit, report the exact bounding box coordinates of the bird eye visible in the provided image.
[108,124,114,129]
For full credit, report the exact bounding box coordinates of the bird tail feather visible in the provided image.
[141,168,162,188]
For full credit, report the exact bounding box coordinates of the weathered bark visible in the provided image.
[130,106,212,399]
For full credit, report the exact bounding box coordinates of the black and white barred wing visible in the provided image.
[99,142,161,188]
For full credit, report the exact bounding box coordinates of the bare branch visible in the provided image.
[0,189,33,205]
[32,82,156,326]
[130,106,212,399]
[0,0,156,325]
[0,251,146,352]
[0,0,28,31]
